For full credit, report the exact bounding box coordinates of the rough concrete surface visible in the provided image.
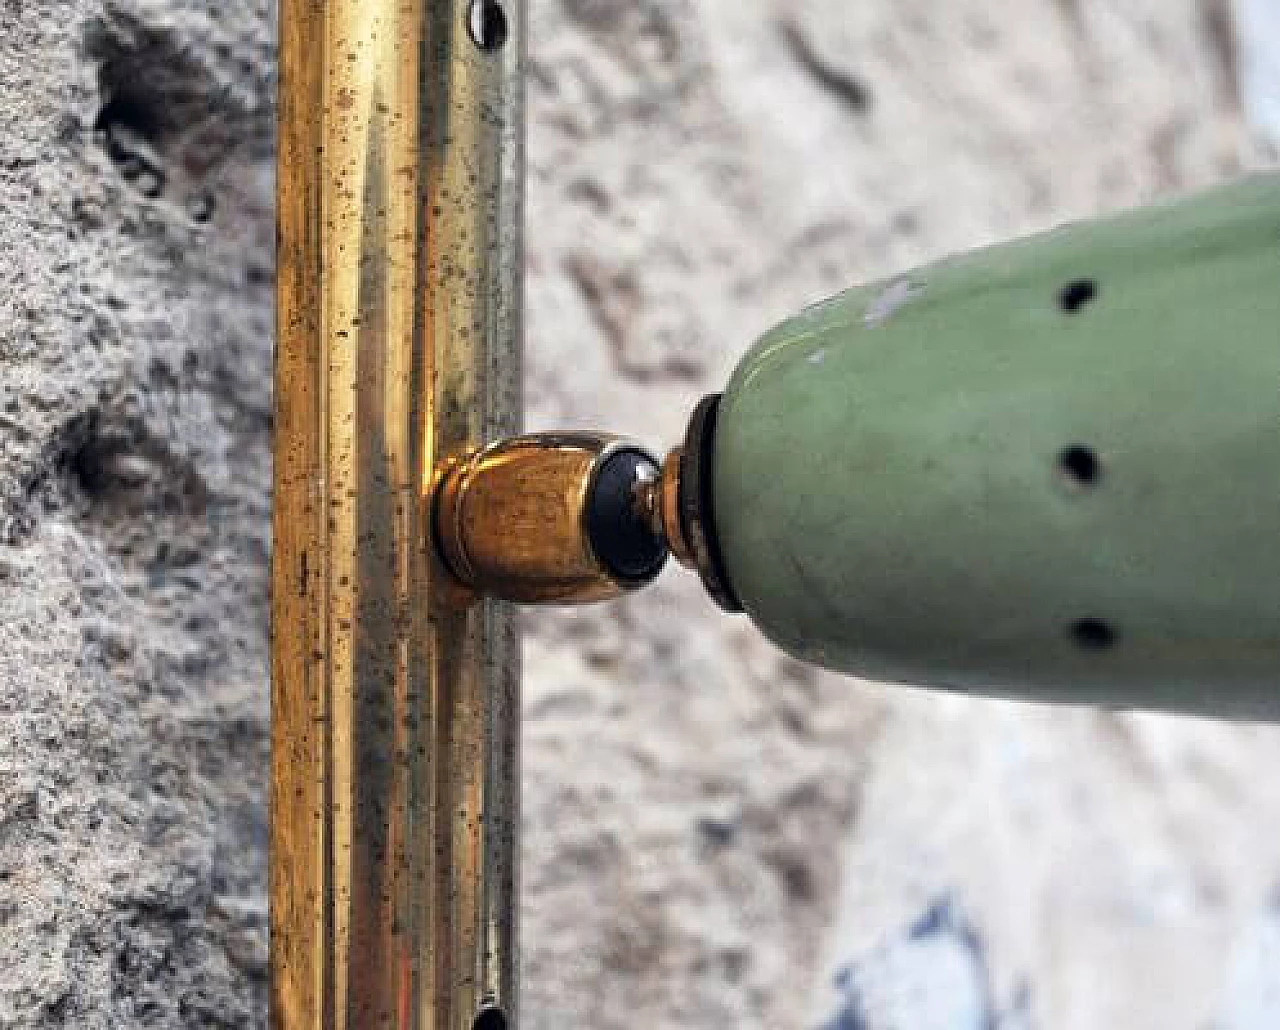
[1,1,1278,1028]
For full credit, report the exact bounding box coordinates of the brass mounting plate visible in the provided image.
[273,1,523,1027]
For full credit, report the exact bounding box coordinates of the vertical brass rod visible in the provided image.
[273,0,523,1026]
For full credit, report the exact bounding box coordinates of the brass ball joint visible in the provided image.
[432,394,740,609]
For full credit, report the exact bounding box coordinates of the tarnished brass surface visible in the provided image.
[434,433,659,604]
[651,448,694,568]
[272,0,523,1027]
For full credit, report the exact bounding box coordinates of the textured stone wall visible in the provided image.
[2,3,274,1026]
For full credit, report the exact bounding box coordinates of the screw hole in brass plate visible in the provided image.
[469,0,509,51]
[473,1008,509,1030]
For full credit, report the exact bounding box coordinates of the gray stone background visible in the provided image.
[2,1,1280,1028]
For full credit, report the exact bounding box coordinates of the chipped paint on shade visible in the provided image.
[863,277,922,327]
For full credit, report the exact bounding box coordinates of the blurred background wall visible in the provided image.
[2,2,1279,1028]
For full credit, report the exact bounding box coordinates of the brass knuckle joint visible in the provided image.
[431,395,745,613]
[433,432,668,604]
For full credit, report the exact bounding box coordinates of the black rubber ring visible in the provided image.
[679,394,743,612]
